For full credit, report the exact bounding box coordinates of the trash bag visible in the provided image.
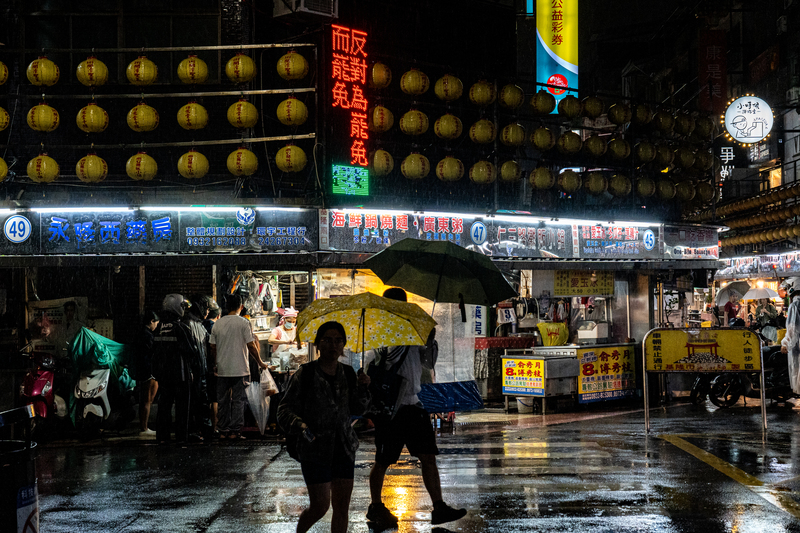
[245,380,270,435]
[260,368,279,397]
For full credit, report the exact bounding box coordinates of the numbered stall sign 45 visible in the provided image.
[4,215,33,244]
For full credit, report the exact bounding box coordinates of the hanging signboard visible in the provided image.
[574,223,661,259]
[536,0,578,111]
[663,225,720,260]
[577,344,637,403]
[723,95,774,146]
[553,270,614,296]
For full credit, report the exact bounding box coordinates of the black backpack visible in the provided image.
[365,346,410,423]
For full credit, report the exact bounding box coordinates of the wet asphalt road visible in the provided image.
[35,402,800,532]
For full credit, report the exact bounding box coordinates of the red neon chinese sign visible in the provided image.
[331,24,368,167]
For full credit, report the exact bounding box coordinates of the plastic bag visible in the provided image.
[245,381,270,434]
[260,368,279,397]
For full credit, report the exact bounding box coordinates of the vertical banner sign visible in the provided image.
[536,0,578,111]
[698,30,727,116]
[331,25,370,195]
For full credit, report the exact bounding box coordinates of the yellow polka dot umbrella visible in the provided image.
[296,292,436,356]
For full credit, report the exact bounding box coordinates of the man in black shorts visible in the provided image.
[366,288,467,527]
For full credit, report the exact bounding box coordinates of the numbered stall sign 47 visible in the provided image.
[4,215,33,244]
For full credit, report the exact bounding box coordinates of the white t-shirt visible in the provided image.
[210,315,255,377]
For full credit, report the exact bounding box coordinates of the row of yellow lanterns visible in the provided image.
[0,145,307,184]
[690,182,800,223]
[723,201,800,230]
[368,63,715,136]
[1,52,309,88]
[5,97,306,134]
[721,224,800,247]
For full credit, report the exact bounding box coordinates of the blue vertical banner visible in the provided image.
[536,0,578,111]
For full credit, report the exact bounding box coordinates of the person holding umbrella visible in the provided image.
[365,287,467,528]
[781,286,800,397]
[277,321,371,533]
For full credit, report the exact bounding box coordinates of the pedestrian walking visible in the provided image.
[134,310,159,436]
[210,294,266,440]
[365,288,467,528]
[184,294,213,442]
[153,294,197,444]
[781,287,800,396]
[277,321,371,533]
[724,293,741,326]
[203,301,221,434]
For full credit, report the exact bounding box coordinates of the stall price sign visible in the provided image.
[553,270,613,296]
[577,346,637,403]
[502,357,544,396]
[644,328,761,372]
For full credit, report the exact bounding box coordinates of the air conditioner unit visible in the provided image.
[787,86,800,104]
[274,0,338,19]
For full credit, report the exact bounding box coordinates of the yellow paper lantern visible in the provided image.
[401,153,430,180]
[499,84,525,110]
[177,55,209,84]
[693,150,713,171]
[399,109,429,135]
[500,123,526,147]
[127,102,159,132]
[694,116,715,138]
[653,110,675,133]
[674,147,695,168]
[0,157,7,181]
[76,57,108,87]
[368,62,392,89]
[582,96,604,119]
[635,141,656,163]
[400,69,430,95]
[696,181,714,203]
[177,101,208,130]
[470,161,496,184]
[657,179,677,200]
[655,144,674,167]
[674,113,695,136]
[226,53,257,83]
[276,144,307,173]
[531,127,556,151]
[530,167,555,189]
[369,106,394,133]
[227,99,258,129]
[469,80,497,106]
[558,169,581,193]
[27,56,59,86]
[126,56,158,86]
[434,114,462,140]
[76,153,108,183]
[583,135,607,158]
[227,147,258,176]
[632,103,653,126]
[27,153,59,183]
[436,156,464,182]
[607,103,632,125]
[27,103,60,132]
[370,149,394,176]
[434,74,463,101]
[276,96,308,126]
[675,181,694,202]
[126,152,157,181]
[0,106,10,131]
[556,131,582,154]
[0,61,7,85]
[584,172,608,195]
[609,174,632,197]
[277,51,308,81]
[500,160,522,182]
[530,90,556,115]
[557,95,582,119]
[469,119,496,144]
[607,137,631,160]
[177,150,209,179]
[76,102,109,133]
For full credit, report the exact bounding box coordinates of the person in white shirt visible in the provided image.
[209,294,266,439]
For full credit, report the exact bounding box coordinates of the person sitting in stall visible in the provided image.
[269,307,305,371]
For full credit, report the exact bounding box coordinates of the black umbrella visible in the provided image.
[363,238,517,320]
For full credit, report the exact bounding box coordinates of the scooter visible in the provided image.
[73,365,136,433]
[707,345,796,408]
[20,349,68,439]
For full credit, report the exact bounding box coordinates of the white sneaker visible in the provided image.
[139,429,157,437]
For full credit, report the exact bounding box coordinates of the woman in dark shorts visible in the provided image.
[135,310,160,436]
[278,321,371,533]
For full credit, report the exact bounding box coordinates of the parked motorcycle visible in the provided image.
[707,345,795,408]
[20,349,68,439]
[73,365,136,433]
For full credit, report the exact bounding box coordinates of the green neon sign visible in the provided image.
[332,164,369,196]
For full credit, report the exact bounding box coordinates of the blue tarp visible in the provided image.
[418,381,484,413]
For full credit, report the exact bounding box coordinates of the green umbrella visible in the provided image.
[363,238,517,317]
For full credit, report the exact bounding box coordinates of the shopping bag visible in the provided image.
[260,368,279,397]
[245,380,270,435]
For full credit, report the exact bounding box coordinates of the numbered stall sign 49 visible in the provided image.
[4,215,33,244]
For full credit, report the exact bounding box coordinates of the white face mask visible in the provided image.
[284,322,295,330]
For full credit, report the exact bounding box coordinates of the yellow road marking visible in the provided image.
[660,434,800,519]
